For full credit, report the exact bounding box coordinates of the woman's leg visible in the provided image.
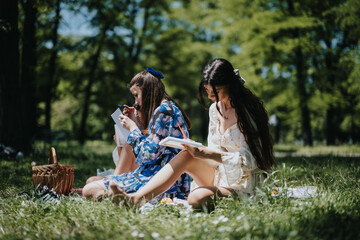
[85,144,137,185]
[113,144,138,175]
[187,186,235,212]
[82,179,110,198]
[111,150,216,205]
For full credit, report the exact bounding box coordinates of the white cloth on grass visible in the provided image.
[272,186,317,198]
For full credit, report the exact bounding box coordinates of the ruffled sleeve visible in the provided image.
[127,103,174,165]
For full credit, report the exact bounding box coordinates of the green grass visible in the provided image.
[1,142,360,239]
[275,143,360,155]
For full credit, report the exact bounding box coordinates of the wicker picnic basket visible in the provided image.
[32,147,74,195]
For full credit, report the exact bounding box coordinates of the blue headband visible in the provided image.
[146,67,164,79]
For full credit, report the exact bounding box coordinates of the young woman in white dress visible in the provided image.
[107,58,275,211]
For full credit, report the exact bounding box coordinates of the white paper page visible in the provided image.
[111,108,130,140]
[114,124,127,145]
[112,146,120,166]
[159,136,203,150]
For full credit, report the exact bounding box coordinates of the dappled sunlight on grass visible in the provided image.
[1,142,359,239]
[275,143,360,154]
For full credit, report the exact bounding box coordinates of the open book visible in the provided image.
[111,108,130,165]
[159,136,203,150]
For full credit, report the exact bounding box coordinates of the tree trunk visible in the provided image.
[275,117,281,143]
[324,40,337,145]
[295,46,313,146]
[325,107,337,145]
[287,0,313,146]
[0,0,26,151]
[44,0,61,131]
[20,0,38,152]
[78,31,106,144]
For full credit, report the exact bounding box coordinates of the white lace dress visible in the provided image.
[207,103,261,195]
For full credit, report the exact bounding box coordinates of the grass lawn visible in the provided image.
[1,141,359,239]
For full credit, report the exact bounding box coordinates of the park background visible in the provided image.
[1,0,360,239]
[1,0,360,152]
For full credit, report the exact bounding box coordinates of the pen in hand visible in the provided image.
[177,123,188,140]
[116,104,129,109]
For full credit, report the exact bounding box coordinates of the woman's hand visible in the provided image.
[182,144,223,163]
[123,106,140,127]
[182,144,208,159]
[123,106,135,118]
[119,115,138,132]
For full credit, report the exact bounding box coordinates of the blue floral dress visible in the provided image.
[104,100,191,200]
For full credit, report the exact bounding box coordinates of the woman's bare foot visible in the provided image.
[109,181,139,207]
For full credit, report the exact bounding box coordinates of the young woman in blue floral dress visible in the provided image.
[82,68,191,201]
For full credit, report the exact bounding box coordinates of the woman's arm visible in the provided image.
[126,104,175,165]
[182,144,223,163]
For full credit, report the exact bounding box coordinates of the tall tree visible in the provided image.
[287,0,313,146]
[44,0,61,131]
[309,0,360,144]
[0,0,26,151]
[78,28,107,144]
[20,0,38,152]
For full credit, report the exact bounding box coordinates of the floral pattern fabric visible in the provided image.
[104,101,191,200]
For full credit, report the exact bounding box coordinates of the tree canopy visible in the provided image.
[0,0,359,152]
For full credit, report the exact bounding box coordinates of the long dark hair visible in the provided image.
[199,58,275,171]
[129,70,191,134]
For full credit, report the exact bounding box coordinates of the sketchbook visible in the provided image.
[159,136,203,150]
[111,108,130,165]
[111,108,130,141]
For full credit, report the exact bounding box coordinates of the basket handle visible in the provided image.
[48,147,58,165]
